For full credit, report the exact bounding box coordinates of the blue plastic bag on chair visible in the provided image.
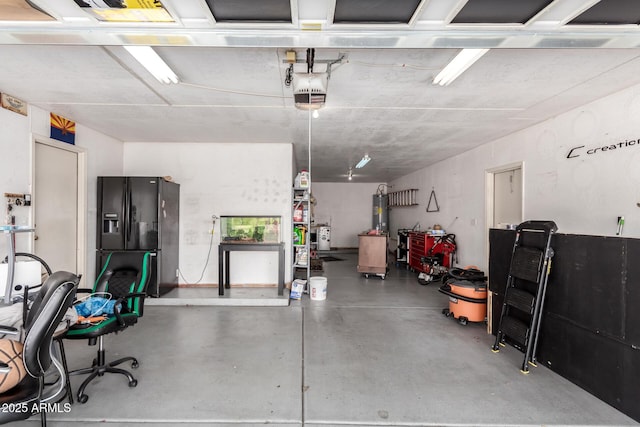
[75,296,119,317]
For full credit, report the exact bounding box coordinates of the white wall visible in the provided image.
[0,104,123,286]
[2,102,294,287]
[390,83,640,272]
[123,142,293,285]
[0,106,32,256]
[312,182,382,248]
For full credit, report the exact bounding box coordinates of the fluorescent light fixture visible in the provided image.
[124,45,179,84]
[355,154,371,169]
[433,48,489,86]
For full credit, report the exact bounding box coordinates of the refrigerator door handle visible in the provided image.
[126,184,132,244]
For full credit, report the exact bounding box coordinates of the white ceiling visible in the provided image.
[1,0,640,182]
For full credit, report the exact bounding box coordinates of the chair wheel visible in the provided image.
[131,360,139,369]
[129,379,138,387]
[78,394,89,404]
[459,317,468,326]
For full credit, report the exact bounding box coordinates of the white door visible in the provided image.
[494,168,523,227]
[34,141,79,273]
[485,163,523,333]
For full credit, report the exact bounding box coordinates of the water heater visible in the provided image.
[372,194,388,232]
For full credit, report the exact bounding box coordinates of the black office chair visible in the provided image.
[66,251,151,403]
[0,271,80,427]
[0,255,75,404]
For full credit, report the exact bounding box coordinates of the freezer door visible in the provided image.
[97,177,126,250]
[126,177,160,250]
[157,180,179,293]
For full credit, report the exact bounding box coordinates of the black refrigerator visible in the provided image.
[97,176,180,297]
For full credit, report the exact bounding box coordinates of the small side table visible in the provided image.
[218,242,285,296]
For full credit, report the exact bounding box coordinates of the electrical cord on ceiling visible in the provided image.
[307,48,315,73]
[284,64,293,87]
[179,81,291,99]
[346,59,439,71]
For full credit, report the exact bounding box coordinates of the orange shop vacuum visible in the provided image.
[438,267,487,325]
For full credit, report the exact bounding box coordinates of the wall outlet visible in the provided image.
[470,218,478,226]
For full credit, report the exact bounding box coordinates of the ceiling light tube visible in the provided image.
[124,45,179,84]
[355,154,371,169]
[433,48,489,86]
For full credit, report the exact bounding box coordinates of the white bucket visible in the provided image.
[309,276,327,301]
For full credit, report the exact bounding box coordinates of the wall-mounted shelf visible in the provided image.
[388,189,419,207]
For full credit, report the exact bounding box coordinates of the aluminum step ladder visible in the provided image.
[491,220,557,374]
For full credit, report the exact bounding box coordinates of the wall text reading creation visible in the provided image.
[566,139,639,159]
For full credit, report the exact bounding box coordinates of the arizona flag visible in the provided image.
[50,113,76,145]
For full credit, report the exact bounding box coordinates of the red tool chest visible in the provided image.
[408,232,428,272]
[408,231,455,273]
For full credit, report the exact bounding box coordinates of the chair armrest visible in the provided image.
[119,292,146,301]
[112,292,147,327]
[0,326,19,336]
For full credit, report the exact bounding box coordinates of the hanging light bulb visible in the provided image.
[348,168,353,181]
[312,110,319,119]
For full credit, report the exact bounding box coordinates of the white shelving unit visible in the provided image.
[292,187,311,284]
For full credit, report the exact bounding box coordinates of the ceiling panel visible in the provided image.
[451,0,553,24]
[333,0,422,23]
[0,45,164,104]
[3,1,640,181]
[157,47,287,107]
[568,0,640,25]
[43,103,296,143]
[204,0,292,22]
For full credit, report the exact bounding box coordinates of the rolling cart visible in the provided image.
[357,232,388,279]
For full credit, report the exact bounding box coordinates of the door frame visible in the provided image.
[484,161,524,333]
[31,135,87,280]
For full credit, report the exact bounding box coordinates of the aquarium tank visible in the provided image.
[220,216,281,243]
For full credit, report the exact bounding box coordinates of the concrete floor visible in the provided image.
[15,251,639,426]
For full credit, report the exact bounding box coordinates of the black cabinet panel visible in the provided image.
[622,346,640,421]
[538,314,639,422]
[625,239,640,346]
[489,229,639,422]
[452,0,553,24]
[488,229,514,294]
[547,235,625,338]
